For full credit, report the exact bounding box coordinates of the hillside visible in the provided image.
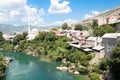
[0,24,18,34]
[0,23,57,34]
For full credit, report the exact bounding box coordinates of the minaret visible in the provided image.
[27,13,31,40]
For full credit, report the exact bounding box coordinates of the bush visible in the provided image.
[78,67,89,74]
[93,24,115,36]
[81,60,89,67]
[64,61,71,67]
[62,23,68,30]
[86,54,93,61]
[91,65,100,73]
[89,72,100,80]
[99,58,108,71]
[0,54,3,61]
[0,61,6,72]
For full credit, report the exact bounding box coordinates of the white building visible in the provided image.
[102,33,120,57]
[86,37,97,47]
[28,28,39,40]
[2,34,14,40]
[86,37,102,47]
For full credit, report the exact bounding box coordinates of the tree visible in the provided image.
[92,21,98,29]
[74,24,88,31]
[0,53,3,61]
[13,32,28,45]
[108,41,120,80]
[93,24,115,36]
[89,72,100,80]
[0,32,4,42]
[75,24,83,30]
[0,53,6,78]
[62,23,68,30]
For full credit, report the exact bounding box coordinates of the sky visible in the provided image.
[0,0,120,27]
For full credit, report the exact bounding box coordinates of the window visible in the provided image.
[113,43,115,46]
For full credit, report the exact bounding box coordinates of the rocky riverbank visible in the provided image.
[0,56,13,78]
[3,57,13,65]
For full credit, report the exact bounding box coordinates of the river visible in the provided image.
[1,51,88,80]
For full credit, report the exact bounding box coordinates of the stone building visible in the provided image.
[102,33,120,57]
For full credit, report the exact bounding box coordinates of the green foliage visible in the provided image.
[91,65,100,73]
[0,31,95,75]
[0,32,5,46]
[13,32,28,45]
[0,32,4,42]
[0,53,3,61]
[81,60,89,67]
[99,58,108,71]
[0,41,14,51]
[62,23,68,30]
[89,72,100,80]
[78,67,89,74]
[75,24,83,30]
[93,25,115,36]
[108,40,120,80]
[86,54,93,61]
[74,24,88,31]
[0,61,6,72]
[0,53,6,78]
[36,32,47,41]
[92,21,98,29]
[64,61,71,67]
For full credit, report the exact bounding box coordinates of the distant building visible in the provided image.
[2,34,14,40]
[55,29,66,36]
[28,28,39,40]
[102,33,120,57]
[86,37,102,47]
[78,6,120,28]
[86,37,97,47]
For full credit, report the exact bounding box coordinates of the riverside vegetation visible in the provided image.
[0,31,95,79]
[0,53,7,78]
[0,23,120,80]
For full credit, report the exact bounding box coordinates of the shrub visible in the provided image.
[89,72,100,80]
[78,67,89,74]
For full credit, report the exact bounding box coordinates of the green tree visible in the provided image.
[62,23,68,30]
[0,53,6,78]
[89,72,100,80]
[93,24,115,36]
[13,32,28,45]
[0,53,3,61]
[0,32,4,42]
[75,24,83,30]
[108,41,120,80]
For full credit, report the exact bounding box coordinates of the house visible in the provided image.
[86,37,97,47]
[102,33,120,57]
[55,29,66,36]
[2,34,14,40]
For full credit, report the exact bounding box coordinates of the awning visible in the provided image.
[69,43,81,48]
[92,46,104,51]
[83,48,93,52]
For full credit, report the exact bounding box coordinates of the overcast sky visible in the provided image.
[0,0,120,26]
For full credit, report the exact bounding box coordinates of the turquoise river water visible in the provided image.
[1,51,88,80]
